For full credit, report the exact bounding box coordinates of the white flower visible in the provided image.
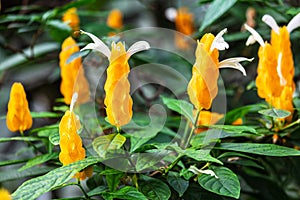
[188,165,219,179]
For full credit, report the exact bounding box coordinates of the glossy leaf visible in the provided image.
[102,186,147,200]
[167,172,189,197]
[198,166,240,198]
[218,143,300,156]
[12,157,101,200]
[19,152,59,171]
[258,108,291,118]
[161,96,194,123]
[139,175,171,200]
[199,0,237,32]
[92,133,126,157]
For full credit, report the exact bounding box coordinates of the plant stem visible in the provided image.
[185,110,201,148]
[77,180,90,199]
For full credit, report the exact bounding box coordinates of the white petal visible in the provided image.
[244,24,265,47]
[262,14,280,34]
[219,57,254,76]
[287,12,300,33]
[246,35,257,46]
[276,52,287,86]
[188,166,219,179]
[80,30,111,58]
[127,41,150,57]
[70,92,78,112]
[210,28,229,52]
[165,7,177,22]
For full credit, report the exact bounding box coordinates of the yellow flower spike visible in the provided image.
[59,36,90,105]
[81,31,150,128]
[188,29,251,110]
[6,82,32,133]
[107,9,123,29]
[166,7,194,49]
[62,8,80,31]
[59,93,92,180]
[0,188,11,200]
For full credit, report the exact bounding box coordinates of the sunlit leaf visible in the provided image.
[92,133,126,157]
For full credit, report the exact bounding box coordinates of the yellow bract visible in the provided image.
[187,39,219,110]
[194,111,223,134]
[0,188,11,200]
[6,82,32,133]
[62,8,80,31]
[59,37,90,105]
[59,110,92,180]
[107,9,123,29]
[104,42,133,128]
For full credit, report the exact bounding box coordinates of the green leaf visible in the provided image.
[46,20,71,42]
[217,143,300,156]
[0,42,59,72]
[12,157,101,200]
[167,172,189,197]
[102,186,147,200]
[66,50,90,64]
[198,166,240,199]
[0,159,28,167]
[106,173,124,192]
[134,150,170,172]
[139,175,171,200]
[225,103,266,124]
[30,111,61,118]
[87,186,106,197]
[0,166,55,182]
[258,108,291,118]
[19,152,59,171]
[199,0,237,32]
[92,133,126,157]
[206,125,257,134]
[49,131,60,145]
[161,96,194,123]
[0,136,41,143]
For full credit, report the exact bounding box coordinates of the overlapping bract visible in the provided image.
[81,31,150,128]
[59,95,92,180]
[59,36,90,105]
[6,82,32,132]
[188,29,250,111]
[62,8,80,31]
[245,13,300,118]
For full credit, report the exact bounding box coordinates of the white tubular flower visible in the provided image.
[276,52,287,86]
[219,57,254,76]
[80,30,150,59]
[210,28,229,52]
[244,24,265,47]
[188,165,219,179]
[262,14,280,34]
[287,12,300,33]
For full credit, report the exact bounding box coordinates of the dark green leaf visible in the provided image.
[161,96,194,123]
[106,173,124,192]
[199,0,237,32]
[19,152,59,171]
[217,143,300,156]
[139,175,171,200]
[92,133,126,157]
[12,157,101,200]
[87,186,106,197]
[198,166,240,198]
[167,172,189,197]
[258,108,291,118]
[134,150,170,172]
[102,186,147,200]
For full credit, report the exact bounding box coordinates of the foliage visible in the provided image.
[1,0,300,200]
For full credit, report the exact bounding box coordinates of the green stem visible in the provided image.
[280,118,300,131]
[20,130,41,153]
[185,110,201,148]
[165,154,183,174]
[77,180,90,199]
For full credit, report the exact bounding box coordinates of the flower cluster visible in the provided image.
[6,82,32,133]
[245,13,300,119]
[81,31,150,128]
[58,93,92,180]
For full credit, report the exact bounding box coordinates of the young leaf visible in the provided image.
[161,96,194,123]
[198,166,240,199]
[92,133,126,157]
[12,157,101,200]
[258,108,291,118]
[199,0,237,32]
[217,143,300,156]
[139,175,171,200]
[167,172,189,197]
